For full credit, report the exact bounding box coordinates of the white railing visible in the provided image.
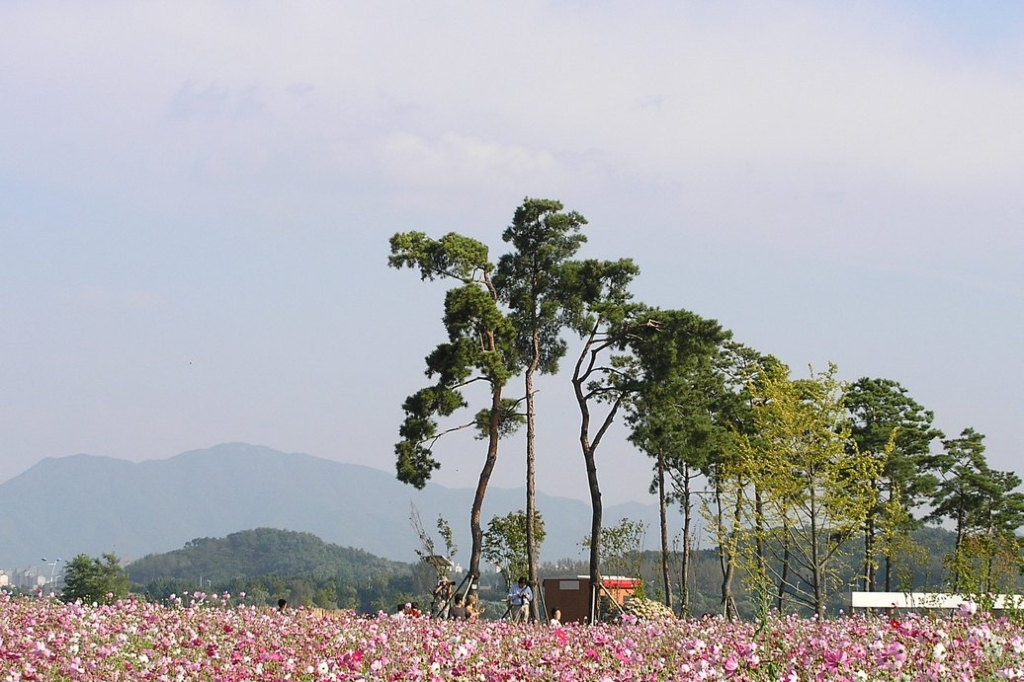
[849,591,1024,611]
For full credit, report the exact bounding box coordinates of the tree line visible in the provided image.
[47,521,993,619]
[389,197,1024,621]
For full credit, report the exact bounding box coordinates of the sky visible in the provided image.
[2,1,1022,508]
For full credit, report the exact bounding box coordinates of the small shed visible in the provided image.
[543,576,642,624]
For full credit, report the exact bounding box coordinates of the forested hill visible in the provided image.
[126,528,410,584]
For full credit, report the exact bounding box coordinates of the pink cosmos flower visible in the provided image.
[824,648,848,670]
[885,641,908,667]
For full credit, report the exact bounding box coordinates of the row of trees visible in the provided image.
[52,521,995,618]
[389,198,1024,621]
[655,365,1024,619]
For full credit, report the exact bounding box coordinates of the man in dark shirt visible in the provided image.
[449,594,469,620]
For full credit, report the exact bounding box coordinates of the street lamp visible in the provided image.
[41,557,62,589]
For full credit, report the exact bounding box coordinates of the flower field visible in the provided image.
[3,593,1024,681]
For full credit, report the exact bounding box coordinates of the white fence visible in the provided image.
[849,591,1024,611]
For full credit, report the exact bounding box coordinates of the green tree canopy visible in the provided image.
[62,553,130,604]
[845,377,944,591]
[625,307,731,615]
[389,230,522,585]
[926,427,1024,591]
[493,196,588,620]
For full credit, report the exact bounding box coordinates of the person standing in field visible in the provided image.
[466,594,481,621]
[507,577,533,623]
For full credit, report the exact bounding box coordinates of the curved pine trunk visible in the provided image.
[469,387,503,589]
[585,443,602,624]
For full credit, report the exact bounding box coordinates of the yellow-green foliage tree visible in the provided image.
[733,363,882,619]
[482,510,545,592]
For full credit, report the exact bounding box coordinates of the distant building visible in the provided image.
[543,576,642,624]
[11,566,46,589]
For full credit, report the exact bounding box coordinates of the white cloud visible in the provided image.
[378,131,559,188]
[5,2,1022,193]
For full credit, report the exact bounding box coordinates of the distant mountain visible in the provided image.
[0,443,684,571]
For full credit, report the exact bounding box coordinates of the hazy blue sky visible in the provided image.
[2,1,1022,506]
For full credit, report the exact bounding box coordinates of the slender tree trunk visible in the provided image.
[577,378,607,623]
[864,519,875,592]
[883,485,896,592]
[809,487,826,620]
[585,443,603,624]
[573,333,602,624]
[572,327,622,624]
[726,491,742,620]
[776,532,790,614]
[715,477,740,621]
[755,487,767,588]
[469,387,503,592]
[985,547,995,593]
[714,478,728,617]
[657,451,674,613]
[864,479,878,592]
[680,463,694,617]
[525,353,540,622]
[953,496,966,590]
